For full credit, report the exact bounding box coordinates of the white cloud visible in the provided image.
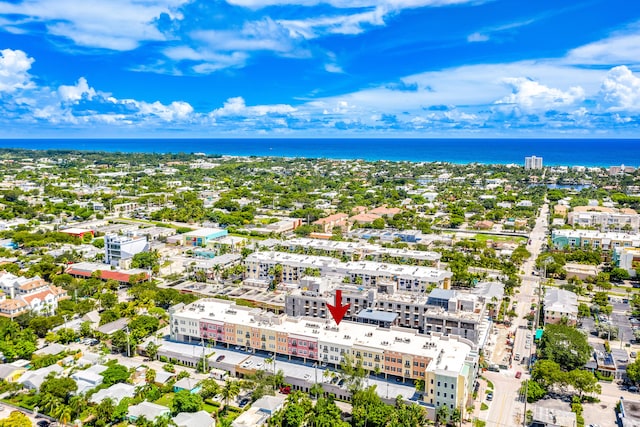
[599,65,640,111]
[324,63,344,73]
[0,49,34,93]
[495,77,585,112]
[226,0,475,9]
[58,77,97,102]
[137,100,194,121]
[467,32,489,42]
[566,32,640,66]
[211,96,296,117]
[0,0,189,51]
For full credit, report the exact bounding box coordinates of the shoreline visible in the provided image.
[1,138,639,168]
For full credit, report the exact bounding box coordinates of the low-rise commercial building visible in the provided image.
[169,298,478,414]
[183,227,228,246]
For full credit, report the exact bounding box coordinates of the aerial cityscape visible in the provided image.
[1,1,640,427]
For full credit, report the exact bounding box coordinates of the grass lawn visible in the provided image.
[154,392,174,407]
[203,402,219,414]
[472,234,527,244]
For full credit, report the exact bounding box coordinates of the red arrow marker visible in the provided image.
[327,289,350,325]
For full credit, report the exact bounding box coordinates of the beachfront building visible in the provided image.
[568,206,639,232]
[284,278,496,345]
[551,229,640,251]
[105,234,150,267]
[182,227,228,247]
[244,251,452,291]
[169,298,478,411]
[524,155,543,170]
[280,237,441,267]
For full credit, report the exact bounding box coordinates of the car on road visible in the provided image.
[629,386,639,392]
[486,392,493,401]
[515,371,522,379]
[216,355,225,362]
[37,421,50,427]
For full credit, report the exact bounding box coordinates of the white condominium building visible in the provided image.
[245,251,452,291]
[104,234,150,267]
[280,237,441,267]
[525,155,543,170]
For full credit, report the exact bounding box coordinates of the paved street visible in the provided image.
[481,203,549,427]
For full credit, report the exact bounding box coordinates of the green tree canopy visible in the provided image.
[538,324,591,371]
[171,389,203,415]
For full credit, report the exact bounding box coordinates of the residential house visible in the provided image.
[173,377,201,394]
[173,410,214,427]
[19,364,64,390]
[232,395,285,427]
[0,364,26,383]
[90,383,136,405]
[128,401,171,422]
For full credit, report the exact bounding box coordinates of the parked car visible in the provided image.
[486,392,493,401]
[238,398,250,408]
[216,355,225,362]
[279,386,291,394]
[515,371,522,379]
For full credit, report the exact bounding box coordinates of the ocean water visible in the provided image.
[0,138,639,166]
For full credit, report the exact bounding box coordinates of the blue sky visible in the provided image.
[0,0,640,137]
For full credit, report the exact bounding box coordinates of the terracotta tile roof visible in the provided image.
[66,268,148,283]
[368,206,402,216]
[0,299,28,311]
[313,213,348,225]
[21,289,56,305]
[18,278,47,292]
[349,213,380,223]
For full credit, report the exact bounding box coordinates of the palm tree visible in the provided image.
[41,392,62,415]
[221,379,240,407]
[68,395,86,420]
[52,404,73,427]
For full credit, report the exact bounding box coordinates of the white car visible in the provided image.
[255,362,264,369]
[241,360,253,368]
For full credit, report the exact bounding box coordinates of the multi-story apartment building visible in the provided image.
[568,206,639,232]
[543,289,578,326]
[285,278,496,345]
[312,213,349,233]
[524,155,543,170]
[0,272,68,317]
[104,234,150,267]
[613,246,640,277]
[169,298,478,412]
[245,251,452,291]
[551,230,640,251]
[279,237,441,267]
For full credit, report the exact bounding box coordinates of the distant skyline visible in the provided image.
[0,0,639,137]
